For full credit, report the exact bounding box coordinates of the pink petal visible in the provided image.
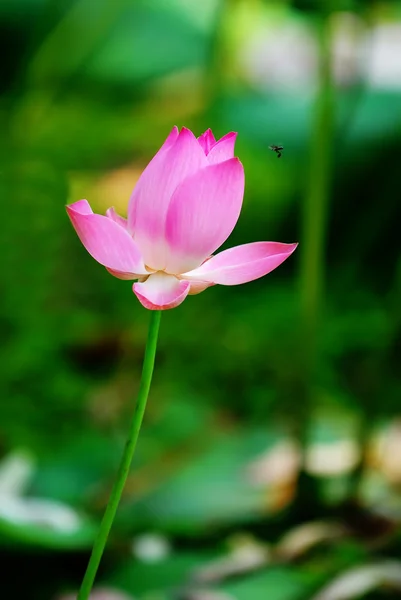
[187,279,214,295]
[207,132,237,165]
[127,126,178,238]
[128,127,208,270]
[66,200,147,276]
[106,207,127,229]
[182,242,298,285]
[105,268,139,280]
[164,158,245,274]
[197,128,216,154]
[133,273,190,310]
[70,199,93,215]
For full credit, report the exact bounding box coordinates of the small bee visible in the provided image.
[269,144,284,158]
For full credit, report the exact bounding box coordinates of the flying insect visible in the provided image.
[269,144,284,158]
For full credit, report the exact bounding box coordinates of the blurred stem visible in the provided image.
[77,310,162,600]
[28,0,132,86]
[297,9,334,447]
[203,0,231,106]
[299,11,334,398]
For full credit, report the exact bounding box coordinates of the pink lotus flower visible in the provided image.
[67,127,297,310]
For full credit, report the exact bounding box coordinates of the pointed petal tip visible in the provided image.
[182,241,298,286]
[166,125,179,142]
[66,199,93,215]
[220,156,243,168]
[177,127,203,148]
[66,201,147,275]
[220,131,238,141]
[212,156,243,171]
[179,126,195,137]
[287,242,299,253]
[106,206,128,229]
[198,127,214,137]
[205,131,239,164]
[197,128,217,154]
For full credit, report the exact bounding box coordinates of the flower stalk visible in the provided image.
[298,8,334,408]
[77,310,162,600]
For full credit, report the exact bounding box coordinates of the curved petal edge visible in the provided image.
[133,273,190,310]
[207,132,237,165]
[182,242,298,285]
[198,129,216,154]
[106,207,128,229]
[164,158,245,274]
[128,127,208,270]
[66,200,147,276]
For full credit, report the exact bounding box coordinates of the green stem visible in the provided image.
[299,9,334,390]
[77,310,162,600]
[294,8,334,457]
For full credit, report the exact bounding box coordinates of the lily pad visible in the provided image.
[0,497,97,549]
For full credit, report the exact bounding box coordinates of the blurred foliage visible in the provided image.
[0,0,401,598]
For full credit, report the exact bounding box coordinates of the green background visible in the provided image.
[1,0,401,598]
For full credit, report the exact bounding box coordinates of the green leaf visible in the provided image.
[221,567,309,600]
[109,551,214,597]
[0,502,97,550]
[118,429,286,533]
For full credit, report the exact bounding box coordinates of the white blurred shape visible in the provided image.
[277,520,346,560]
[331,12,365,86]
[184,592,234,600]
[240,9,401,91]
[246,440,300,486]
[371,419,401,483]
[131,532,171,563]
[0,451,81,533]
[366,24,401,89]
[311,561,401,600]
[0,496,81,532]
[305,439,360,477]
[194,539,269,583]
[0,450,35,496]
[241,20,317,92]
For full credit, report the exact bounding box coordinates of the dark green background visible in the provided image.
[1,0,400,598]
